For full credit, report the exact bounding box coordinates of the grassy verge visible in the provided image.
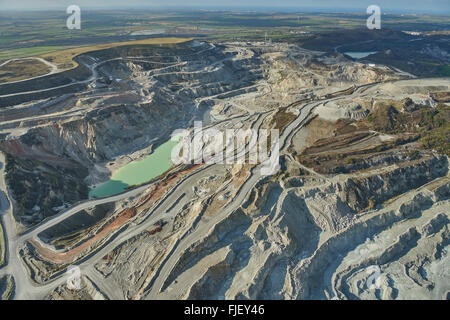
[0,59,52,83]
[271,107,297,131]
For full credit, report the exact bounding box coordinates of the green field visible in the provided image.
[0,10,448,80]
[0,46,64,61]
[0,10,448,63]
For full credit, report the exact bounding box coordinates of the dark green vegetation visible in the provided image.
[299,28,410,51]
[5,154,88,227]
[367,100,450,156]
[438,64,450,77]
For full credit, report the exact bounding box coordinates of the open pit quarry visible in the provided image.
[0,39,449,300]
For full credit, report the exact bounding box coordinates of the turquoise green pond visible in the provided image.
[344,51,378,59]
[89,138,179,199]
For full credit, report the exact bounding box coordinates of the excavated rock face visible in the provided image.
[0,41,266,228]
[3,40,449,300]
[45,276,107,300]
[76,154,447,300]
[1,41,399,228]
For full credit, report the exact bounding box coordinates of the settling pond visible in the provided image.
[89,138,179,199]
[343,51,378,59]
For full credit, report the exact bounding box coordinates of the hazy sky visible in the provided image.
[0,0,449,14]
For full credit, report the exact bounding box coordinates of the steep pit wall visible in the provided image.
[0,42,266,228]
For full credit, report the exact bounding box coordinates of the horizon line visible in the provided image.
[1,6,449,15]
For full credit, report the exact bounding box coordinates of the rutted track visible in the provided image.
[1,40,447,300]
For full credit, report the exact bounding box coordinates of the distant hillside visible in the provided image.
[298,28,450,77]
[298,28,412,51]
